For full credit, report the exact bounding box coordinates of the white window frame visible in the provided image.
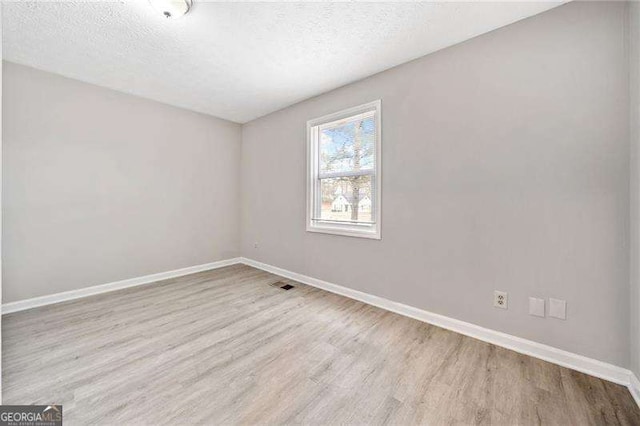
[306,100,382,239]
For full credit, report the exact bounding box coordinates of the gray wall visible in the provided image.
[3,62,242,303]
[241,1,630,366]
[630,0,640,378]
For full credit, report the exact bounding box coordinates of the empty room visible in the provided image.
[1,0,640,424]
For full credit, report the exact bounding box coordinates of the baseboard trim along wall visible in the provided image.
[631,373,640,408]
[2,255,638,404]
[239,257,639,397]
[1,258,242,314]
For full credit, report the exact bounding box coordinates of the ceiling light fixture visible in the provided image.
[149,0,192,19]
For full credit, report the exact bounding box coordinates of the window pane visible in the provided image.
[319,115,375,175]
[318,175,374,223]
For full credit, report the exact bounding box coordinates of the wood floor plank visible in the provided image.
[3,264,639,425]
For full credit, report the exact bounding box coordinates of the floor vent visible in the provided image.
[270,281,294,290]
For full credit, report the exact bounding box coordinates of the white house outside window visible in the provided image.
[306,100,381,239]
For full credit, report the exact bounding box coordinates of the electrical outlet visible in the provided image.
[494,291,508,309]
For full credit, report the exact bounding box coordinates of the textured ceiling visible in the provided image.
[4,1,567,123]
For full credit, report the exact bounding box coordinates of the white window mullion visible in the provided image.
[318,170,375,180]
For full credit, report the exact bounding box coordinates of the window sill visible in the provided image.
[307,222,381,240]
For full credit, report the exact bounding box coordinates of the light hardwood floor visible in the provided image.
[3,264,640,425]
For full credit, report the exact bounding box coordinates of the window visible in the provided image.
[306,100,381,239]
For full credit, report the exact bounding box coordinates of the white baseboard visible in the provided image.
[240,257,637,394]
[630,373,640,408]
[2,257,242,314]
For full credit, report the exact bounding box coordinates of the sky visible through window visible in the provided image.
[320,116,375,174]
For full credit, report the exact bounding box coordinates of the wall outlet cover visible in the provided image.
[494,291,508,309]
[529,297,545,317]
[549,298,566,320]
